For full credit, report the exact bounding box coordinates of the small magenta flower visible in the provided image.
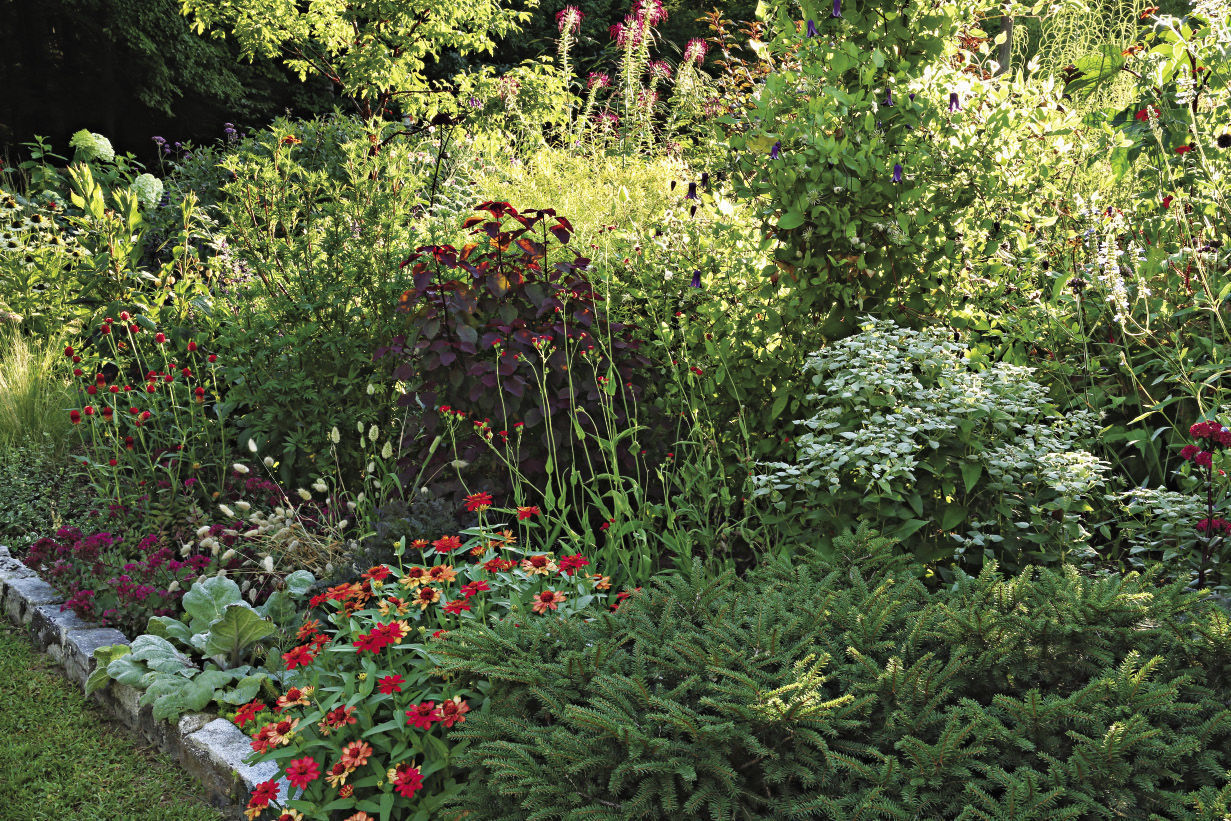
[891,163,903,183]
[684,38,707,62]
[806,19,819,36]
[949,92,961,112]
[556,5,583,33]
[587,72,611,89]
[831,0,841,18]
[770,141,781,160]
[690,271,702,288]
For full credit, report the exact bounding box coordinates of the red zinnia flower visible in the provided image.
[232,700,266,728]
[389,763,423,798]
[378,674,404,694]
[285,756,321,790]
[532,589,566,614]
[406,701,441,730]
[361,565,391,582]
[459,580,490,599]
[432,535,463,553]
[464,491,493,512]
[558,554,590,576]
[443,598,472,615]
[516,505,541,520]
[282,644,316,669]
[438,696,470,728]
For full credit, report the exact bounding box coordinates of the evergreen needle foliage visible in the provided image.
[436,528,1231,819]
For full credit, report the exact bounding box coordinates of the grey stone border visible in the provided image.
[0,544,286,820]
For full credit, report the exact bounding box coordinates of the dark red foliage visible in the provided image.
[378,203,656,502]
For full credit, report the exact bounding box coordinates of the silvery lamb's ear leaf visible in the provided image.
[282,570,316,599]
[182,575,243,633]
[257,591,297,625]
[86,644,132,695]
[128,634,196,675]
[146,615,194,647]
[218,675,266,705]
[204,604,277,666]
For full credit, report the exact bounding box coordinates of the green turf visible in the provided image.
[0,622,225,821]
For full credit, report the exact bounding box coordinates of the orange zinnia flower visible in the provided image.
[400,566,428,588]
[532,589,567,613]
[415,586,442,609]
[339,740,373,769]
[521,554,557,576]
[427,564,457,583]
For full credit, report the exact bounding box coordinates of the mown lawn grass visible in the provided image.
[0,622,224,821]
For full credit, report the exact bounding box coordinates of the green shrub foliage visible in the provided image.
[436,528,1231,819]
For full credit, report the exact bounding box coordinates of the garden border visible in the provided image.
[0,544,284,821]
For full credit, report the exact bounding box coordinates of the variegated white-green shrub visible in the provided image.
[752,318,1109,572]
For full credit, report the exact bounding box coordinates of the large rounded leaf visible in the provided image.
[203,604,277,668]
[183,575,243,633]
[128,634,196,675]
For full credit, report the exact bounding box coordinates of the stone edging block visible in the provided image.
[0,544,286,820]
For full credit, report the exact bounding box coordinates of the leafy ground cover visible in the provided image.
[0,623,223,821]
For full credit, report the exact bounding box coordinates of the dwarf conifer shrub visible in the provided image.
[435,528,1231,820]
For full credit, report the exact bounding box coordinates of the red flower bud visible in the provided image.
[155,332,167,343]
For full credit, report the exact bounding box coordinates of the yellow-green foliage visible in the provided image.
[0,330,74,453]
[468,147,685,248]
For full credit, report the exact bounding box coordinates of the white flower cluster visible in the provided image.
[753,318,1110,550]
[128,173,164,210]
[68,129,115,163]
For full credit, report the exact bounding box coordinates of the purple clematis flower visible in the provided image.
[949,92,961,112]
[891,163,903,183]
[806,19,819,36]
[770,141,781,160]
[690,270,702,288]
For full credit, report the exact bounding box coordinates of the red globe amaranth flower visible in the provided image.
[86,385,97,395]
[187,340,198,352]
[464,491,493,512]
[84,405,95,416]
[100,325,111,335]
[285,756,321,790]
[64,345,74,357]
[73,368,84,377]
[406,701,441,730]
[389,763,424,798]
[208,354,217,363]
[155,332,167,343]
[516,505,541,520]
[70,410,82,424]
[377,674,404,694]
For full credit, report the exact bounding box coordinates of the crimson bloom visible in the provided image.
[558,554,590,576]
[285,756,321,790]
[282,644,317,669]
[460,580,490,599]
[378,674,404,694]
[432,535,463,553]
[464,492,493,512]
[406,701,441,730]
[532,589,567,613]
[389,763,424,798]
[443,598,472,615]
[516,505,541,520]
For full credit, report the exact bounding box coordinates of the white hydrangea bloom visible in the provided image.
[68,129,115,162]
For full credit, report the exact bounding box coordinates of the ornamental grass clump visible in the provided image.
[434,527,1231,819]
[753,318,1109,572]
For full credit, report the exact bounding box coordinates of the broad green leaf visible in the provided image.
[282,570,316,598]
[204,604,277,666]
[960,461,983,494]
[146,615,194,646]
[86,644,132,695]
[183,575,243,633]
[129,634,195,675]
